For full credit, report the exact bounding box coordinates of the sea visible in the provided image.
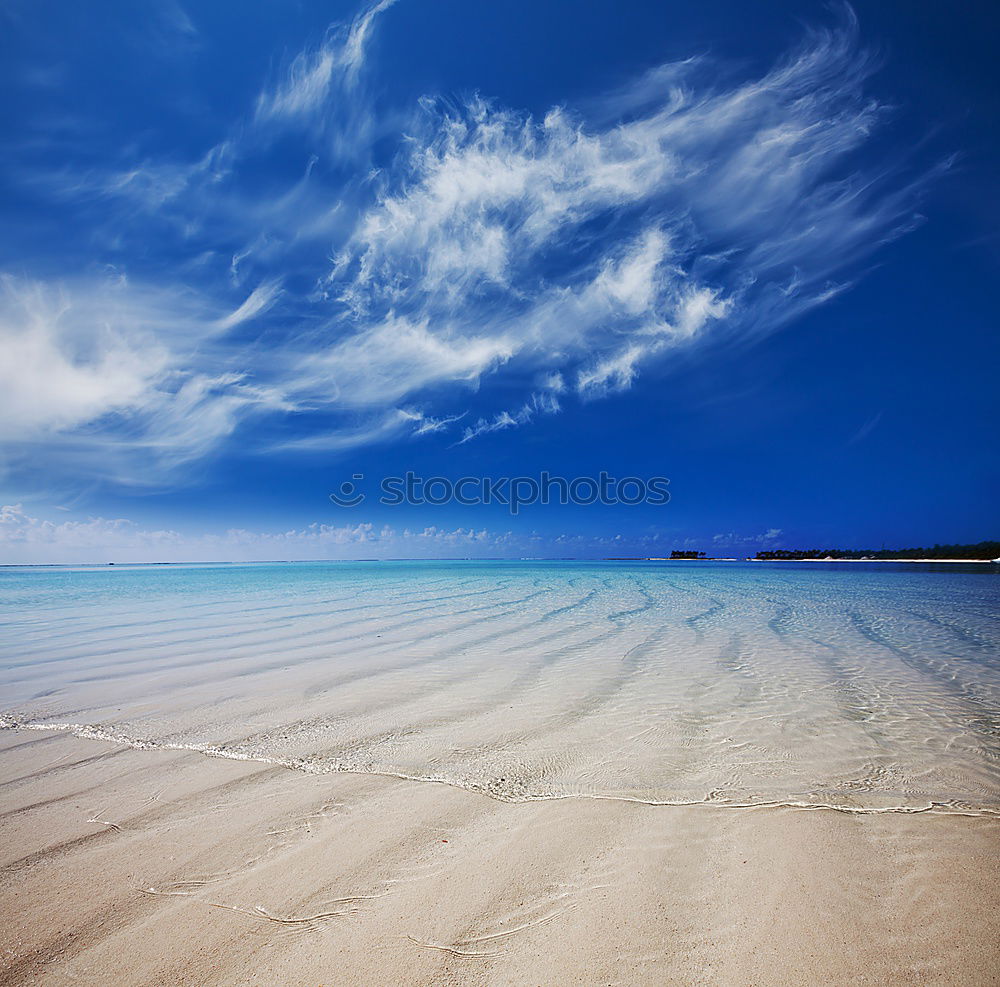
[1,560,998,814]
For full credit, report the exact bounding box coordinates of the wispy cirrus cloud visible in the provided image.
[255,0,398,122]
[458,392,562,445]
[214,279,283,331]
[0,274,291,483]
[1,3,941,488]
[325,10,933,409]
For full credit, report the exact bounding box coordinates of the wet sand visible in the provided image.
[1,728,997,986]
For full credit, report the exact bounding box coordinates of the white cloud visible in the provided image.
[411,410,465,435]
[319,9,930,426]
[2,4,939,482]
[0,274,170,439]
[214,280,282,331]
[295,314,513,408]
[0,274,292,480]
[0,503,521,564]
[458,392,561,444]
[255,0,398,121]
[274,407,424,453]
[577,346,645,399]
[0,504,728,564]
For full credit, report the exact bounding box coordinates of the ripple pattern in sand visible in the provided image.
[1,561,998,813]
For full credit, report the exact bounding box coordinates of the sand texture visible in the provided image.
[1,728,997,986]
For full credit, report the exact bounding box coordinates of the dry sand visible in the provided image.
[1,728,997,986]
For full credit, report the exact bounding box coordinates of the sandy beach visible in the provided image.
[2,728,998,986]
[2,560,999,984]
[3,0,998,978]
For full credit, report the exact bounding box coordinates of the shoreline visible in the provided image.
[2,720,996,818]
[748,557,1000,563]
[3,556,997,568]
[1,732,997,986]
[608,557,999,563]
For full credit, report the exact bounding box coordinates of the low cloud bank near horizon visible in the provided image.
[0,504,783,565]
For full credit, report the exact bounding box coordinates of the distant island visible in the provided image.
[754,541,1000,561]
[603,540,1000,563]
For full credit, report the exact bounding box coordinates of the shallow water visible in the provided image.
[1,560,998,813]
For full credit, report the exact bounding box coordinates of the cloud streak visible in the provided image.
[255,0,398,121]
[1,4,940,487]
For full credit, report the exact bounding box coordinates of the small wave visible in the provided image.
[3,715,997,819]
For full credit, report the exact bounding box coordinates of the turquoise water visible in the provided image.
[1,560,998,812]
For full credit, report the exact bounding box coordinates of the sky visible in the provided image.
[0,0,997,563]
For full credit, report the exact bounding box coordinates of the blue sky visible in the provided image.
[0,0,996,562]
